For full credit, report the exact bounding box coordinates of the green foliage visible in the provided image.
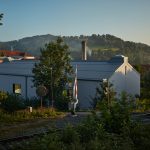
[31,108,62,118]
[93,79,134,134]
[136,98,150,112]
[0,91,8,100]
[92,81,107,108]
[134,64,150,99]
[32,37,73,108]
[0,13,3,26]
[100,92,133,134]
[82,133,134,150]
[0,88,149,150]
[8,131,64,150]
[0,93,25,113]
[77,114,106,143]
[4,107,150,150]
[142,71,150,89]
[54,96,69,110]
[23,97,41,108]
[61,124,79,144]
[92,80,115,110]
[129,124,150,150]
[133,65,150,112]
[141,70,150,99]
[0,108,64,123]
[8,115,150,150]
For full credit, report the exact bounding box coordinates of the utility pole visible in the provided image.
[50,67,54,108]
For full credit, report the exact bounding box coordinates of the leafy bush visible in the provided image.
[55,97,69,111]
[0,93,25,113]
[100,92,133,134]
[0,91,8,100]
[136,98,150,112]
[24,97,41,108]
[129,123,150,150]
[60,124,79,144]
[77,114,105,143]
[31,108,61,118]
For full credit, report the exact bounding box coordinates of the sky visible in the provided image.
[0,0,150,45]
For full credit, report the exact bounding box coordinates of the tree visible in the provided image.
[0,92,25,113]
[134,64,150,99]
[92,79,115,109]
[32,37,73,107]
[100,92,133,134]
[0,13,3,26]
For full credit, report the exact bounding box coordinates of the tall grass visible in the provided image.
[0,108,64,123]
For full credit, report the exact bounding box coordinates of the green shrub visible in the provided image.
[0,93,25,113]
[55,97,69,111]
[128,123,150,150]
[100,92,133,134]
[77,114,105,143]
[0,91,8,100]
[136,98,150,112]
[0,108,64,123]
[61,124,80,144]
[23,97,41,108]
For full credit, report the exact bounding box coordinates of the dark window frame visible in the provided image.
[13,83,22,94]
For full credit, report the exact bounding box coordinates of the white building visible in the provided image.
[0,60,37,99]
[0,55,140,109]
[72,55,140,109]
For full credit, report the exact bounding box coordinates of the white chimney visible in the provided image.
[124,56,128,64]
[82,40,87,61]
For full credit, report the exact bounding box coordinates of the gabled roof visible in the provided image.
[71,55,126,81]
[0,55,125,80]
[0,60,37,76]
[71,61,122,81]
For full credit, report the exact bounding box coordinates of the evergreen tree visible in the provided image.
[92,79,115,109]
[0,13,3,26]
[32,37,73,106]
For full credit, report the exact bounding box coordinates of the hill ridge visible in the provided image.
[0,34,150,64]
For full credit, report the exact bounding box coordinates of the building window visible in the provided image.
[13,84,21,94]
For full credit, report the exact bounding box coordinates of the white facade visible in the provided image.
[109,60,140,98]
[0,60,36,99]
[72,55,140,109]
[0,56,140,109]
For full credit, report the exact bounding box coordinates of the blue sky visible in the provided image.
[0,0,150,45]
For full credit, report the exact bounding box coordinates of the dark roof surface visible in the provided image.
[0,55,124,80]
[71,61,122,80]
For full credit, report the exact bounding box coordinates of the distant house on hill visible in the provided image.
[0,55,140,109]
[0,50,35,62]
[0,50,28,57]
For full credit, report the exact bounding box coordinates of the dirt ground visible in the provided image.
[0,112,89,140]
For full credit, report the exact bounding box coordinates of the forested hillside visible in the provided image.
[0,34,150,64]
